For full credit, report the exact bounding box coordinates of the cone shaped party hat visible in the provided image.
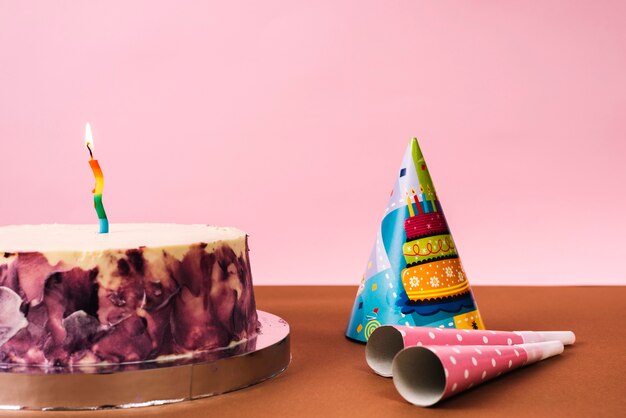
[346,138,485,342]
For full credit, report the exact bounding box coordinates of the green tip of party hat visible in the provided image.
[410,137,425,170]
[409,137,437,203]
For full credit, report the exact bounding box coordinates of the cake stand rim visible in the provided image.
[0,310,290,411]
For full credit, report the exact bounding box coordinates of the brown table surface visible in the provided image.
[2,286,625,418]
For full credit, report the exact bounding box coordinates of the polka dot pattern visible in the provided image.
[379,325,562,404]
[396,326,526,349]
[425,344,529,402]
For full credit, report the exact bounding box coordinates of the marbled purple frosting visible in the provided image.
[0,241,258,368]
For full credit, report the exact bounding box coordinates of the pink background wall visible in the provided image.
[1,1,625,285]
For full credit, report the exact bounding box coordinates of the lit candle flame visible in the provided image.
[85,122,94,158]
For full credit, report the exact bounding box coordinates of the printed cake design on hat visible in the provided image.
[346,138,484,343]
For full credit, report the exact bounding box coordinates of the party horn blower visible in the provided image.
[366,325,575,376]
[392,341,564,407]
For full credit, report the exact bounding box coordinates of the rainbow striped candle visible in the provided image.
[85,123,109,234]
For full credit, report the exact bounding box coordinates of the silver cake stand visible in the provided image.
[0,311,290,410]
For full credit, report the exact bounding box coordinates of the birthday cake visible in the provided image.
[0,224,258,368]
[400,192,470,302]
[401,208,469,301]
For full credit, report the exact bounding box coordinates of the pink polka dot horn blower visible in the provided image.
[366,325,575,377]
[391,340,564,407]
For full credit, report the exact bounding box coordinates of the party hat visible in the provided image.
[346,138,485,342]
[391,341,564,406]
